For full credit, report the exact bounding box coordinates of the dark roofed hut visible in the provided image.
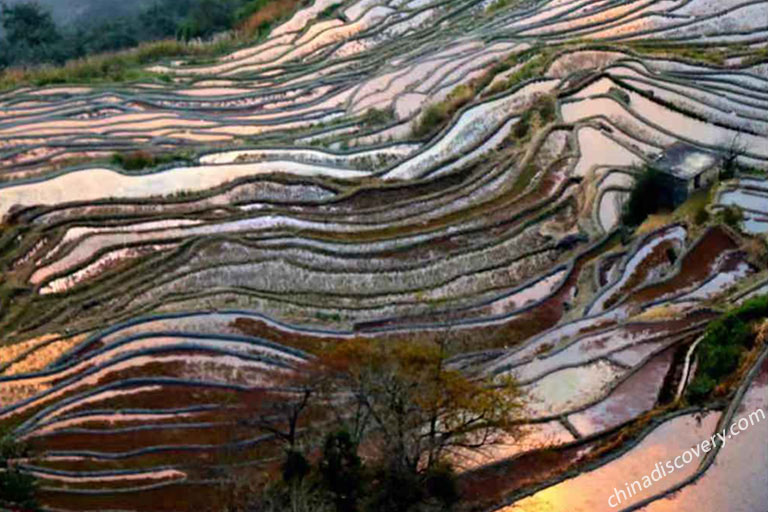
[653,142,722,207]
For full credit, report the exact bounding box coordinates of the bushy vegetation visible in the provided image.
[111,150,194,171]
[688,295,768,402]
[622,166,673,227]
[407,50,552,140]
[483,54,546,97]
[511,93,556,140]
[629,43,728,66]
[716,205,744,229]
[235,0,303,37]
[485,0,520,14]
[0,0,295,88]
[319,2,344,19]
[238,338,522,512]
[743,47,768,66]
[362,107,395,128]
[411,84,475,138]
[0,436,37,511]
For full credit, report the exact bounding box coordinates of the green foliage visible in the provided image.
[0,2,64,67]
[717,205,744,229]
[484,55,545,96]
[316,311,343,322]
[412,103,450,137]
[253,433,459,512]
[693,203,710,225]
[485,0,519,14]
[630,44,727,66]
[622,167,671,227]
[687,374,716,401]
[0,436,37,511]
[411,84,474,138]
[0,469,37,510]
[511,94,556,140]
[0,0,281,86]
[362,107,395,127]
[608,86,630,104]
[0,436,28,461]
[743,47,768,66]
[318,2,343,19]
[1,2,59,47]
[111,150,155,171]
[688,294,768,403]
[720,166,736,181]
[111,149,193,171]
[177,0,238,41]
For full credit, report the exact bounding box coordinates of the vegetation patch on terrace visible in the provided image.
[688,294,768,402]
[0,0,306,89]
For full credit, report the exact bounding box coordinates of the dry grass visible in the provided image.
[633,304,678,321]
[238,0,304,36]
[636,213,675,235]
[4,334,86,376]
[0,333,60,368]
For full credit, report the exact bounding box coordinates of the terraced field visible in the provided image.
[1,0,767,510]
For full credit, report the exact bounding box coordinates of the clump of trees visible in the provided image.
[111,149,193,171]
[362,107,395,128]
[0,0,290,72]
[239,338,523,512]
[483,54,545,97]
[511,93,556,140]
[622,166,672,227]
[688,294,768,402]
[0,435,37,511]
[411,85,475,138]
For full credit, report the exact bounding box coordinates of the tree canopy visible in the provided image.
[239,338,523,512]
[0,0,286,71]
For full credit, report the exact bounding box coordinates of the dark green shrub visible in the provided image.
[719,206,743,229]
[282,450,310,483]
[411,85,474,138]
[622,167,671,227]
[0,437,37,511]
[688,374,716,402]
[363,107,394,127]
[412,103,450,138]
[688,295,768,402]
[0,469,37,511]
[608,86,631,105]
[694,207,710,225]
[111,151,155,170]
[425,463,459,508]
[319,3,343,19]
[111,150,192,170]
[536,94,557,123]
[698,339,743,380]
[366,468,423,512]
[320,431,362,512]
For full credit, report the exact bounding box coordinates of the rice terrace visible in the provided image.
[0,0,767,510]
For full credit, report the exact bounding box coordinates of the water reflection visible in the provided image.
[497,413,721,512]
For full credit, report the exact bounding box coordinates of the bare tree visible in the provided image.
[313,338,523,475]
[721,134,747,178]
